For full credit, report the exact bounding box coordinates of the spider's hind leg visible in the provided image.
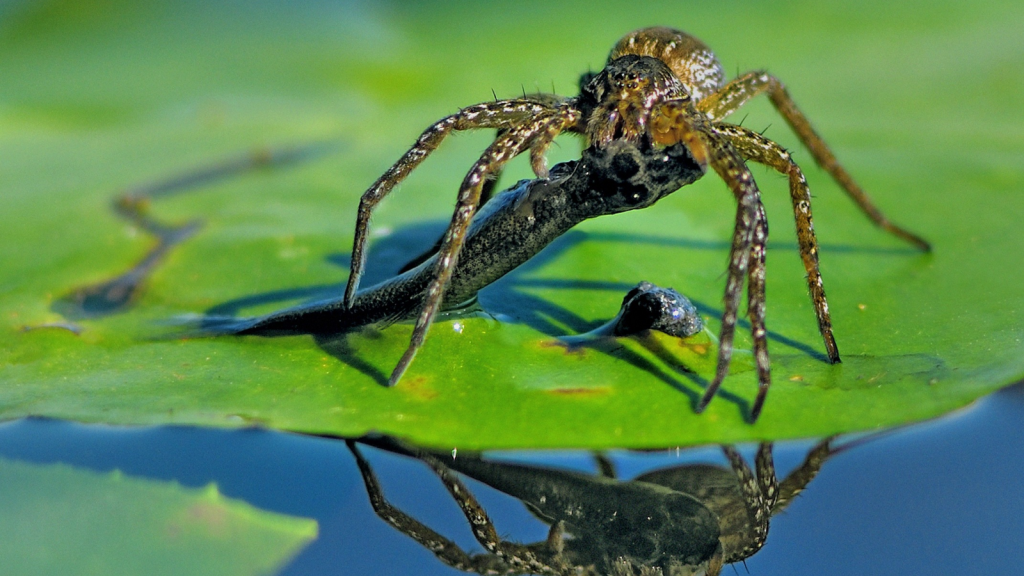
[698,72,929,252]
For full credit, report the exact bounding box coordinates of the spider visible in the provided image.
[343,26,929,420]
[348,436,841,575]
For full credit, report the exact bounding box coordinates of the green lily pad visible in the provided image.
[1,0,1022,448]
[0,457,317,576]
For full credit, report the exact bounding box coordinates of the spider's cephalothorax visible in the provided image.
[578,27,726,148]
[341,26,930,421]
[577,55,687,146]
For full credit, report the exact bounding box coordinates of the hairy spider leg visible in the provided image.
[652,99,771,419]
[346,440,494,573]
[350,440,566,574]
[721,446,770,561]
[528,118,567,178]
[419,452,504,555]
[772,436,835,513]
[694,129,769,417]
[417,451,566,575]
[754,443,779,511]
[344,98,562,308]
[698,72,930,252]
[390,110,580,386]
[396,126,523,275]
[717,123,840,365]
[744,203,771,422]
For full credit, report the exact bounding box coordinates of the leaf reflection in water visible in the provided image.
[348,436,848,576]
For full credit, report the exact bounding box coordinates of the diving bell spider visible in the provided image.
[343,26,928,420]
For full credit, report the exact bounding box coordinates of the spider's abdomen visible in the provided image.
[610,27,725,103]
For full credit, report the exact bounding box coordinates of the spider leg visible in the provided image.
[343,98,565,307]
[746,203,771,421]
[772,436,836,514]
[389,112,578,386]
[480,128,511,206]
[593,452,617,479]
[416,451,505,554]
[721,446,769,561]
[528,113,574,178]
[651,100,768,416]
[692,131,768,416]
[416,451,563,575]
[698,72,930,251]
[713,123,841,365]
[754,442,779,510]
[346,440,497,573]
[515,94,579,179]
[396,132,509,275]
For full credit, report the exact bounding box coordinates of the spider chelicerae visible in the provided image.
[343,26,928,420]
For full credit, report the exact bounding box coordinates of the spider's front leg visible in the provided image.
[721,443,784,563]
[417,450,569,575]
[698,136,770,417]
[754,443,779,511]
[701,136,769,417]
[652,101,771,419]
[344,98,569,308]
[698,71,930,251]
[390,111,579,386]
[722,439,839,564]
[721,445,770,560]
[746,203,771,420]
[346,440,499,573]
[714,123,840,364]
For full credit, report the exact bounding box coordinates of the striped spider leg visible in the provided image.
[635,27,928,418]
[388,108,580,385]
[699,72,931,252]
[343,97,579,308]
[651,99,772,420]
[343,98,581,385]
[346,440,567,575]
[335,26,928,420]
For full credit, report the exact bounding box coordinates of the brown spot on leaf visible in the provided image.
[547,387,609,396]
[402,375,438,400]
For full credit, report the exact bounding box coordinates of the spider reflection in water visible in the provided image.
[348,437,841,576]
[343,27,928,420]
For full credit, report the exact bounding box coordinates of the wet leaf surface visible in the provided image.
[1,0,1022,448]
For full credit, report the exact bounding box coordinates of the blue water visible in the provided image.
[1,383,1021,575]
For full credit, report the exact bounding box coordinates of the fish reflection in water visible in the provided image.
[348,437,840,576]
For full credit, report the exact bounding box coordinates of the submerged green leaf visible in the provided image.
[1,0,1022,448]
[0,458,317,576]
